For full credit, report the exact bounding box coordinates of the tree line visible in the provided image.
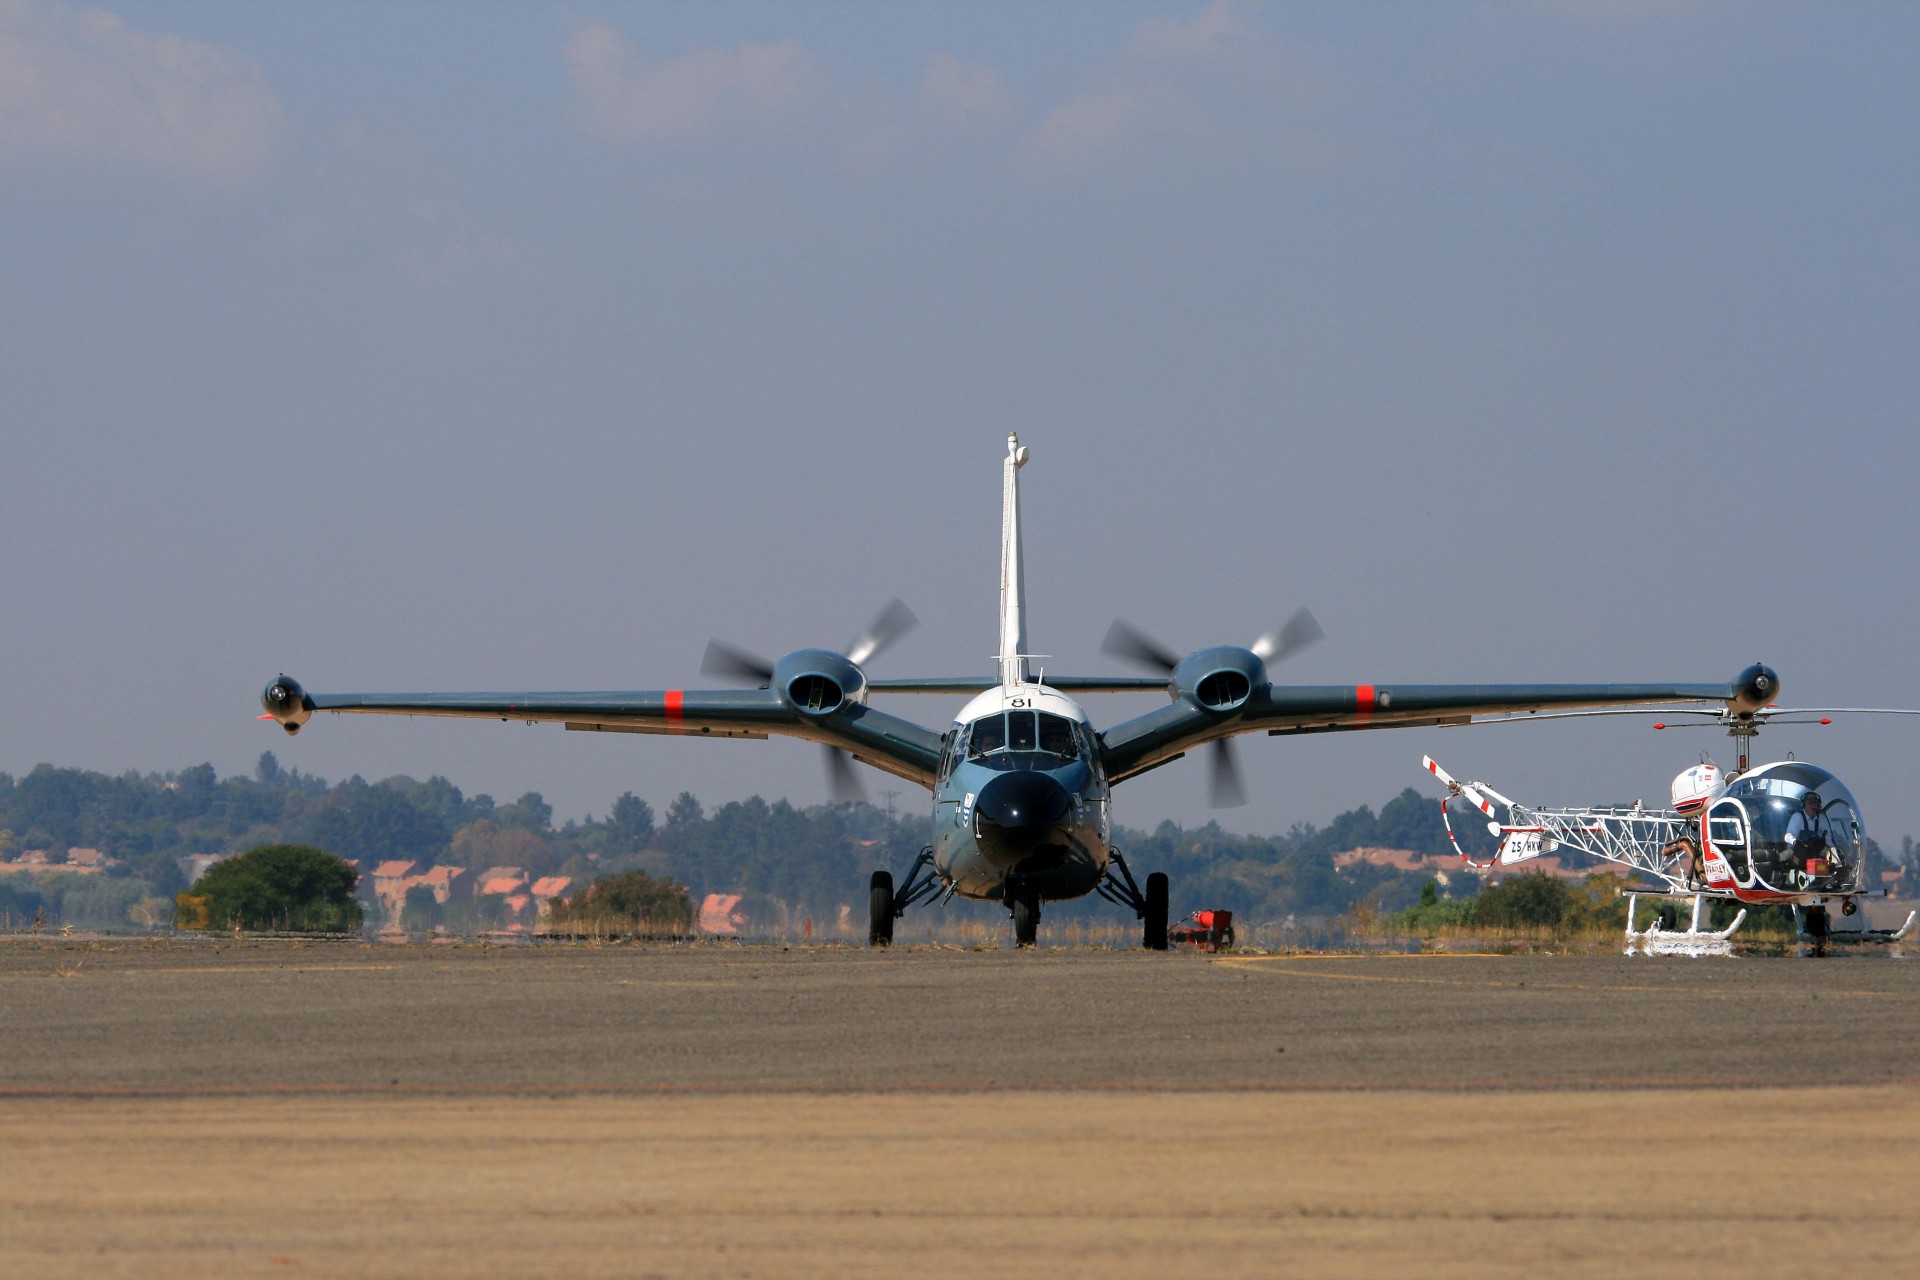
[0,750,1497,930]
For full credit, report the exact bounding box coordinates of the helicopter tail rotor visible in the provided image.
[1423,754,1497,816]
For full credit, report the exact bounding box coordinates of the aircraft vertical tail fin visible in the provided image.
[999,433,1029,687]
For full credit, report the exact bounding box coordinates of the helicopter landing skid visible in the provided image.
[1883,911,1920,943]
[1804,907,1918,947]
[1625,892,1746,957]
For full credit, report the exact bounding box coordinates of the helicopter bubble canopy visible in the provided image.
[1716,762,1865,893]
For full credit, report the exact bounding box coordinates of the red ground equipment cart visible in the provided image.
[1167,909,1235,951]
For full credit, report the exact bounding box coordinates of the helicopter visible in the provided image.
[260,434,1782,948]
[1420,706,1920,955]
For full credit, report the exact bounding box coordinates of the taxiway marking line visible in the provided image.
[1211,954,1894,997]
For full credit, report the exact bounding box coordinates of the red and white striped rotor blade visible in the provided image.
[1424,755,1494,815]
[1456,783,1496,817]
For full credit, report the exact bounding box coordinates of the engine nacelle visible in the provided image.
[771,649,867,717]
[260,674,312,735]
[1171,646,1268,714]
[1727,662,1780,716]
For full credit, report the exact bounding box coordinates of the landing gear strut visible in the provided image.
[1095,851,1170,951]
[868,848,942,948]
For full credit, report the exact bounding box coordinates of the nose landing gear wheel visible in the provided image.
[1010,885,1041,947]
[868,870,895,947]
[1144,872,1169,951]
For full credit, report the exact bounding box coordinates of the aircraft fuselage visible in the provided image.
[932,684,1112,903]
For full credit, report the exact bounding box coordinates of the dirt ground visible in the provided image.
[2,941,1916,1276]
[5,1088,1917,1278]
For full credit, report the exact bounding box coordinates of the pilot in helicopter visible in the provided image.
[1783,790,1839,879]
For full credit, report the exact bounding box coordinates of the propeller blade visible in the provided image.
[1251,607,1324,665]
[1101,619,1180,674]
[846,598,918,667]
[701,639,775,685]
[1209,739,1247,808]
[824,745,866,805]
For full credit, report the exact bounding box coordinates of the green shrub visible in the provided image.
[547,870,692,935]
[188,844,362,932]
[1389,872,1641,935]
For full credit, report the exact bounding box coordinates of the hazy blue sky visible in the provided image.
[4,1,1917,843]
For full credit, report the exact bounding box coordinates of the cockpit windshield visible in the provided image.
[964,710,1082,767]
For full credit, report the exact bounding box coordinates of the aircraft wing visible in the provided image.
[1097,674,1766,785]
[260,678,945,787]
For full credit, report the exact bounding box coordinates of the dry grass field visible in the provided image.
[6,1088,1918,1278]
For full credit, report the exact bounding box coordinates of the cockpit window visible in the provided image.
[967,714,1006,759]
[1008,710,1037,752]
[964,710,1081,763]
[1038,714,1075,757]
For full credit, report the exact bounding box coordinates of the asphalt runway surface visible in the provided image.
[3,940,1918,1278]
[2,939,1917,1093]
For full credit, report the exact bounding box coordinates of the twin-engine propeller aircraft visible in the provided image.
[261,435,1782,948]
[1421,706,1920,955]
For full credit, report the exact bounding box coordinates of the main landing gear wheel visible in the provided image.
[1144,872,1169,951]
[868,870,895,947]
[1010,885,1041,948]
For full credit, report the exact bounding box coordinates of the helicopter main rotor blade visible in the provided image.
[1251,607,1324,665]
[846,598,918,668]
[824,745,867,804]
[701,640,776,686]
[1209,739,1247,808]
[1101,619,1181,675]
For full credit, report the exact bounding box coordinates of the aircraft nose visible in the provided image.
[974,771,1073,867]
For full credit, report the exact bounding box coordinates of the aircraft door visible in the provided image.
[1817,796,1865,893]
[1703,797,1751,887]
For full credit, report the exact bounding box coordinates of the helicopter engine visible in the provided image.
[1670,762,1724,815]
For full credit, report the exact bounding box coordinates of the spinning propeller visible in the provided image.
[1101,607,1324,808]
[700,599,919,804]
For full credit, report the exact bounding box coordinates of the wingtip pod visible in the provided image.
[260,674,312,735]
[1728,663,1780,716]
